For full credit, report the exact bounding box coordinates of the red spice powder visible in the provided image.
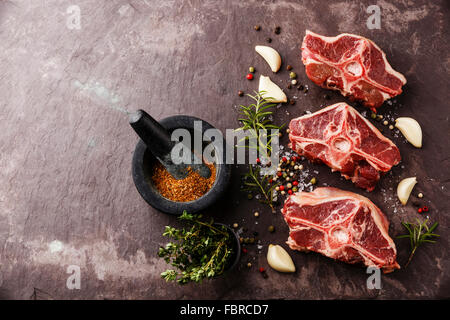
[151,162,216,202]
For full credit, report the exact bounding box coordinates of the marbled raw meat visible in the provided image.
[282,187,400,272]
[301,30,406,111]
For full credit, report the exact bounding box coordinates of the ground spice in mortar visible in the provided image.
[151,162,216,202]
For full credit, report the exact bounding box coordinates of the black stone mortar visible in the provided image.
[132,115,232,215]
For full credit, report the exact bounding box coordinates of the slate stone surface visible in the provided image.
[0,0,448,299]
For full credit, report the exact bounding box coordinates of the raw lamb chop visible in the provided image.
[282,187,400,272]
[301,30,406,111]
[289,102,401,191]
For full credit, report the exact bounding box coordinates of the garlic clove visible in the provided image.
[397,177,417,205]
[267,244,296,273]
[395,117,422,148]
[259,75,287,103]
[255,45,282,73]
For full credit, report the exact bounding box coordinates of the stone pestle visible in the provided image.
[129,109,211,180]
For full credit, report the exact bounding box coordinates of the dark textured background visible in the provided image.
[0,0,448,299]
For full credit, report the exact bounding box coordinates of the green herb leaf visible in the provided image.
[397,219,439,267]
[158,212,234,285]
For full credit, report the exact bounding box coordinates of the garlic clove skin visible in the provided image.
[259,75,287,103]
[395,117,422,148]
[397,177,417,205]
[255,45,282,73]
[267,244,296,273]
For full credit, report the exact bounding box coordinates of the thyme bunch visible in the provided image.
[158,211,234,284]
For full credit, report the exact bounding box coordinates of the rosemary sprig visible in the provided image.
[242,165,279,213]
[236,91,283,212]
[236,91,284,160]
[397,218,439,268]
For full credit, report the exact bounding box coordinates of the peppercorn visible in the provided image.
[253,231,259,236]
[282,157,287,162]
[287,183,292,189]
[292,186,298,192]
[259,267,265,273]
[254,211,259,217]
[287,83,292,89]
[238,90,244,97]
[239,237,244,243]
[247,193,253,200]
[289,100,295,105]
[286,65,293,71]
[389,125,394,130]
[291,79,298,85]
[247,262,252,268]
[383,120,388,126]
[298,85,304,90]
[244,237,250,244]
[289,72,297,79]
[418,208,423,213]
[286,128,290,134]
[262,272,268,279]
[288,189,293,195]
[324,94,330,100]
[310,177,317,184]
[254,25,261,31]
[249,66,255,73]
[268,225,275,233]
[293,181,298,186]
[246,73,253,80]
[371,113,377,119]
[266,37,272,43]
[274,26,281,34]
[242,248,248,253]
[279,185,285,191]
[422,206,429,212]
[249,238,255,244]
[418,193,424,198]
[233,223,238,228]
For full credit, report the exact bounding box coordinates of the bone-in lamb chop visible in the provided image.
[301,30,406,111]
[289,102,401,191]
[282,187,400,273]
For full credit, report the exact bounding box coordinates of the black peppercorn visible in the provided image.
[274,26,281,34]
[266,37,272,43]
